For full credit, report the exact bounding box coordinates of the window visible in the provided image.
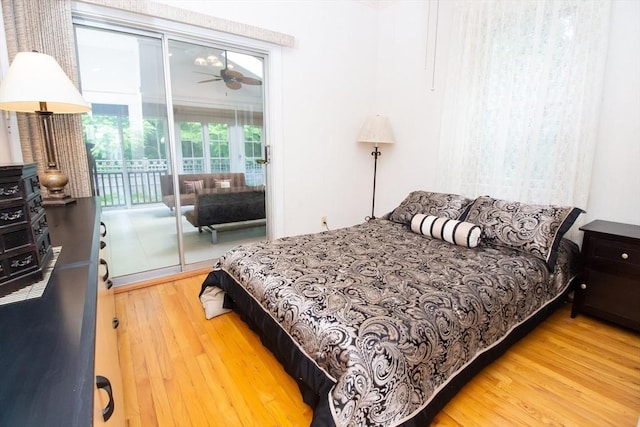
[244,125,263,186]
[437,0,611,208]
[179,122,204,173]
[208,123,230,172]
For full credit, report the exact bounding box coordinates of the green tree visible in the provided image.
[244,125,262,158]
[180,122,203,157]
[82,114,128,160]
[143,119,167,159]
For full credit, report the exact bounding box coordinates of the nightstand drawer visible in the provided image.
[588,236,640,270]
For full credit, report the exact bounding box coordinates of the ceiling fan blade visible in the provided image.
[238,76,262,86]
[226,81,242,90]
[198,78,222,83]
[194,71,218,76]
[223,69,243,80]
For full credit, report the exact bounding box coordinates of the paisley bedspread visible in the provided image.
[218,219,576,427]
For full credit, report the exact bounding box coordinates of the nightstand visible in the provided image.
[571,220,640,332]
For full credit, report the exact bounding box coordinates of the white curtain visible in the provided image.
[437,0,611,210]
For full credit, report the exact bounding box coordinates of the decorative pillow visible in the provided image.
[389,191,474,225]
[411,214,482,248]
[183,179,204,194]
[214,178,232,189]
[464,196,584,270]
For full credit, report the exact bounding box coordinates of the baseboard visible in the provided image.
[114,267,212,294]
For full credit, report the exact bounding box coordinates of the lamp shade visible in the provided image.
[0,51,90,113]
[357,115,395,145]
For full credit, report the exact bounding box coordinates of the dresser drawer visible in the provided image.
[587,236,640,271]
[4,249,38,278]
[27,195,44,219]
[0,225,33,254]
[24,174,41,198]
[32,214,48,239]
[0,204,28,228]
[0,181,23,202]
[37,230,52,259]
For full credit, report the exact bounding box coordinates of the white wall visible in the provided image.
[167,0,640,237]
[153,0,381,236]
[586,0,640,226]
[373,0,455,213]
[0,1,23,163]
[3,0,637,233]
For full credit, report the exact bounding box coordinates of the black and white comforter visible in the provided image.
[216,219,577,427]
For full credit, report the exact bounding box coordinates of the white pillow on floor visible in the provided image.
[200,286,231,319]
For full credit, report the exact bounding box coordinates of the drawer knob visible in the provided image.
[621,253,629,260]
[580,283,587,290]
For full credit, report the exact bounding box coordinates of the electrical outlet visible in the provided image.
[321,216,328,227]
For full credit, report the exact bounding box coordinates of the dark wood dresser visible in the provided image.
[0,163,52,297]
[0,197,124,426]
[571,220,640,332]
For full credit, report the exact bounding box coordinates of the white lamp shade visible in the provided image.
[0,51,90,113]
[357,115,395,145]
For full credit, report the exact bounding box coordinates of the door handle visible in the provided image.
[256,145,270,165]
[100,258,110,282]
[96,375,115,422]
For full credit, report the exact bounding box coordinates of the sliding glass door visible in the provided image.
[166,39,266,266]
[74,21,267,282]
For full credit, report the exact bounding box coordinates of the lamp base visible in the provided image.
[39,167,75,206]
[42,195,76,206]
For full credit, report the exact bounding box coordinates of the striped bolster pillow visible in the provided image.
[410,214,482,248]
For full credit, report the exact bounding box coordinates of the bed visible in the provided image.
[200,192,583,427]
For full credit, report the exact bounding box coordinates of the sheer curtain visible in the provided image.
[437,0,611,210]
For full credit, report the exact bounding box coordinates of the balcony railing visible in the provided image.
[94,159,167,208]
[93,158,265,208]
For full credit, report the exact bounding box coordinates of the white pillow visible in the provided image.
[411,214,482,248]
[200,286,231,319]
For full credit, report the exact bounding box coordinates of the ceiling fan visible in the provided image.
[195,51,262,90]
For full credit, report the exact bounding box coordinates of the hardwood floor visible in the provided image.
[115,273,640,427]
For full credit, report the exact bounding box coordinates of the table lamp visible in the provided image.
[0,51,91,205]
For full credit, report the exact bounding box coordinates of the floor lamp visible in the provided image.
[0,51,91,205]
[357,115,395,220]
